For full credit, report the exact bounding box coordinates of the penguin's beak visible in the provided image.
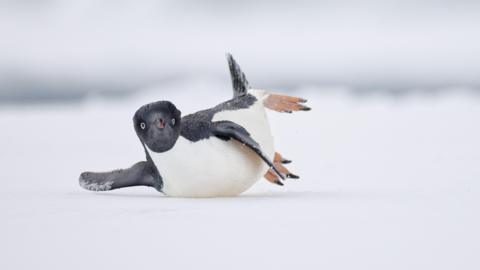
[157,118,166,129]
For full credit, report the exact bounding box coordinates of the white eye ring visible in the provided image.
[171,118,176,126]
[140,122,146,129]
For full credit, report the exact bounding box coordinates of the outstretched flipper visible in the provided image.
[226,53,249,98]
[79,161,159,191]
[211,120,285,180]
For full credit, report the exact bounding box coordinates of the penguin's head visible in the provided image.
[133,101,182,153]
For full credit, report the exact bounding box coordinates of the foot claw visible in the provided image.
[281,158,292,164]
[286,173,299,179]
[274,180,284,186]
[264,169,284,186]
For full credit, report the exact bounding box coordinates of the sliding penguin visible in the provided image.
[79,54,310,197]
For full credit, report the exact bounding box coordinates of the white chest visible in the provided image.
[148,94,274,197]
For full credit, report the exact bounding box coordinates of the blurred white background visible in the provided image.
[1,0,480,102]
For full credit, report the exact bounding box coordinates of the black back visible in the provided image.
[180,94,257,142]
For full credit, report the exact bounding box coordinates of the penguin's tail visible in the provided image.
[226,53,250,98]
[226,53,311,113]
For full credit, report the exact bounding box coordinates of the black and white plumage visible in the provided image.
[79,54,310,197]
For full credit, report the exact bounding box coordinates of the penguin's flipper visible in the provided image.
[79,161,157,191]
[211,120,285,180]
[226,53,250,98]
[264,93,311,113]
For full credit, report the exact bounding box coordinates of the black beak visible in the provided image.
[157,118,166,129]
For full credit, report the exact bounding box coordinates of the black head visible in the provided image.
[133,101,181,153]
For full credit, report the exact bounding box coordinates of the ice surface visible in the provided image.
[1,83,479,269]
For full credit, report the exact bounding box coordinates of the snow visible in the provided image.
[1,82,479,269]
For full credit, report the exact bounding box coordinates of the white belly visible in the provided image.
[148,90,274,197]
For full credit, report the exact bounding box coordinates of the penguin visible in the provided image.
[79,54,310,197]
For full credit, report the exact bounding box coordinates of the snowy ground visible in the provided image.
[1,81,479,269]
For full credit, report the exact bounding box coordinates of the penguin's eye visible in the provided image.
[171,118,176,126]
[140,122,146,130]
